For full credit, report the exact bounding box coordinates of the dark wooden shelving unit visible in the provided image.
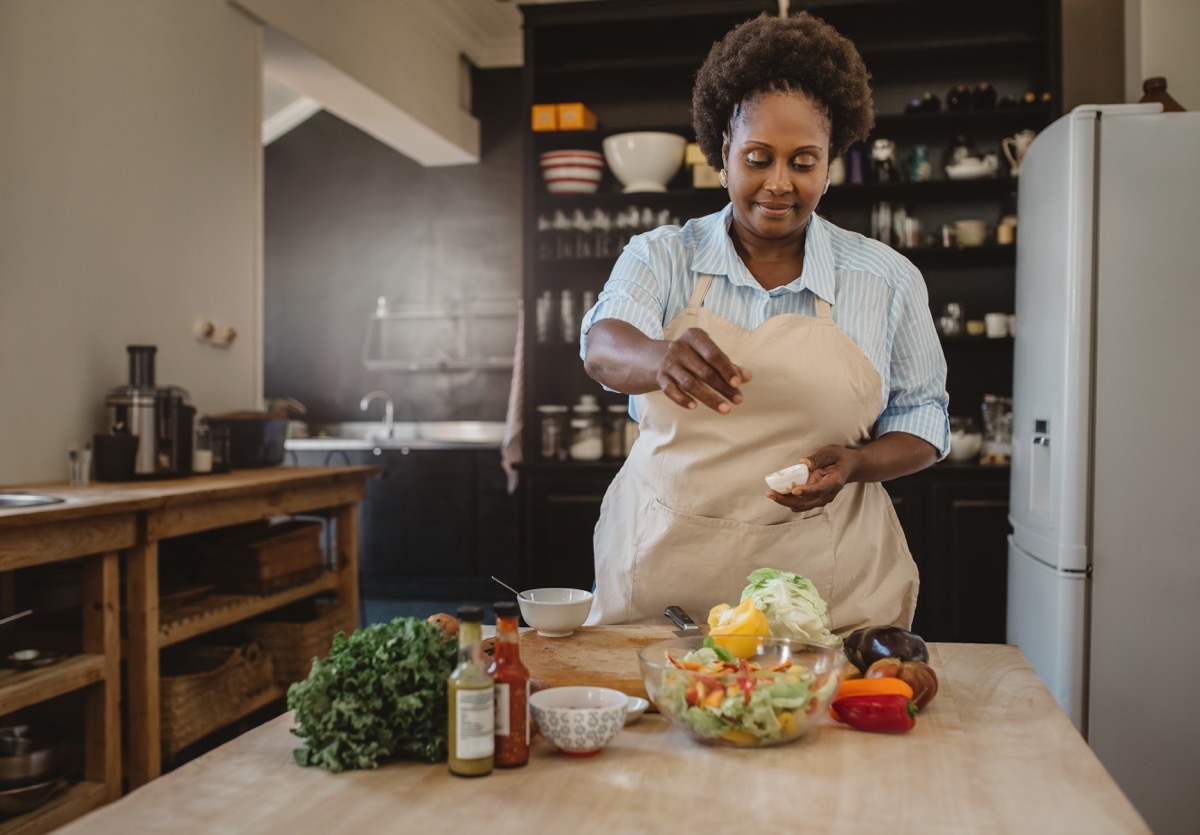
[518,0,1062,643]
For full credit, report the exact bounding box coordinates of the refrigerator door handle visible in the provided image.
[1033,436,1050,446]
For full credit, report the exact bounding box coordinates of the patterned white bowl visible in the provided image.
[530,686,627,756]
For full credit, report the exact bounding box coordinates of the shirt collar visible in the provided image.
[691,204,837,304]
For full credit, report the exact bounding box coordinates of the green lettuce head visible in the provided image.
[740,568,841,649]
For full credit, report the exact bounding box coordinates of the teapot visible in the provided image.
[1002,129,1036,177]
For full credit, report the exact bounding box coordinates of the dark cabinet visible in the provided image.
[288,448,519,600]
[885,465,1011,643]
[516,0,1055,637]
[520,463,616,591]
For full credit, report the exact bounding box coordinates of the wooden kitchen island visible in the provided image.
[54,642,1148,834]
[0,466,373,833]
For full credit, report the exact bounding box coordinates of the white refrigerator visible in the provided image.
[1008,103,1200,834]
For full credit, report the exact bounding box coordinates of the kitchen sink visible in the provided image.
[0,493,65,509]
[286,421,507,451]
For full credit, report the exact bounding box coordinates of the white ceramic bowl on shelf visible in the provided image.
[539,149,604,194]
[602,132,687,193]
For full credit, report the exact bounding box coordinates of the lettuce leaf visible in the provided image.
[740,568,842,649]
[287,617,457,772]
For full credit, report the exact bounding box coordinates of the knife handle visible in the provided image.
[664,605,697,630]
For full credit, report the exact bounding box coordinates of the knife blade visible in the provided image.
[664,605,706,637]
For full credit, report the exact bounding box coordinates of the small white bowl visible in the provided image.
[602,132,687,193]
[530,686,627,756]
[518,587,593,637]
[624,696,650,725]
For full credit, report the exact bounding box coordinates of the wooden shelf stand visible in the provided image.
[0,465,373,830]
[157,572,341,648]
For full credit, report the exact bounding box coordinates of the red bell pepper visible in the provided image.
[832,694,917,733]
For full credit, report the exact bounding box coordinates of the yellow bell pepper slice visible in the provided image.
[707,598,769,659]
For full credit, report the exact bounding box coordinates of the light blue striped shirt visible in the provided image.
[579,203,950,457]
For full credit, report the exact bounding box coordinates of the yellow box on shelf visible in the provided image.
[531,104,558,131]
[686,142,722,189]
[556,102,597,131]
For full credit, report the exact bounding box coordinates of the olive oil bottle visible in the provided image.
[448,605,494,776]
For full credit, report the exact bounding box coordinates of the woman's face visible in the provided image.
[722,91,831,245]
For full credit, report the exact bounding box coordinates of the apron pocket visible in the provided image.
[631,498,835,620]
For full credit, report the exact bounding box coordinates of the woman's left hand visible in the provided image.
[767,445,861,512]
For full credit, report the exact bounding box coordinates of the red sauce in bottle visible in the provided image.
[489,601,530,767]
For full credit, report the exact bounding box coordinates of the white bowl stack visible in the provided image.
[539,149,604,194]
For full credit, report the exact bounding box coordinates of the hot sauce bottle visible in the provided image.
[488,600,530,767]
[448,605,494,777]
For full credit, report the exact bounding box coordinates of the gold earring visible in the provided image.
[718,169,728,189]
[822,179,830,195]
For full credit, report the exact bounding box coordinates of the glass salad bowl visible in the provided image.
[637,636,846,748]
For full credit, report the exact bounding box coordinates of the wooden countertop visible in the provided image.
[56,643,1148,834]
[0,467,377,528]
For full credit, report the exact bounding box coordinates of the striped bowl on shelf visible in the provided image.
[540,149,604,194]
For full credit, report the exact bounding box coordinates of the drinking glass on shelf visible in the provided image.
[559,290,578,345]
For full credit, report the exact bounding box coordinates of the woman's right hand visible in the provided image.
[656,327,752,413]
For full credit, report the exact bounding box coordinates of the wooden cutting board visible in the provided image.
[486,624,681,702]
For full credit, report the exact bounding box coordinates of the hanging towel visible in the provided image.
[500,304,525,494]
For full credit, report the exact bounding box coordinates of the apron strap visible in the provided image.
[684,273,717,315]
[814,295,832,319]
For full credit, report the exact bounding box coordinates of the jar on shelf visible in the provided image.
[537,404,569,460]
[604,404,630,460]
[569,396,603,461]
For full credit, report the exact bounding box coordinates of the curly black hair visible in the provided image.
[692,12,875,170]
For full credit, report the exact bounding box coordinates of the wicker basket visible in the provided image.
[244,600,357,688]
[159,642,276,757]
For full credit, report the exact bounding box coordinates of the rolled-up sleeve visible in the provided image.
[874,267,951,458]
[578,241,668,360]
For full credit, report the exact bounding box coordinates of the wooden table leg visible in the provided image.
[82,551,122,800]
[125,540,160,788]
[334,504,360,629]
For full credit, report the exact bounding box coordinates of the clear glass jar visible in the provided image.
[569,398,603,461]
[537,405,568,460]
[604,404,629,459]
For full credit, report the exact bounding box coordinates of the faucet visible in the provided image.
[359,390,394,439]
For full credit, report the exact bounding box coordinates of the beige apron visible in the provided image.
[587,274,917,637]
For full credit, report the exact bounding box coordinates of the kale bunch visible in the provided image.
[288,616,457,772]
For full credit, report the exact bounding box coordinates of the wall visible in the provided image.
[1125,0,1200,107]
[1062,0,1126,108]
[233,0,492,165]
[0,0,261,485]
[262,68,523,424]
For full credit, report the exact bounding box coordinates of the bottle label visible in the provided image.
[455,688,495,760]
[495,683,510,736]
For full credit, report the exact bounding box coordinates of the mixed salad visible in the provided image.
[655,637,840,746]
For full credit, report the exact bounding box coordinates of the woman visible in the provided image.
[580,12,949,636]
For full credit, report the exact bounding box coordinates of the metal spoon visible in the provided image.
[490,576,524,598]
